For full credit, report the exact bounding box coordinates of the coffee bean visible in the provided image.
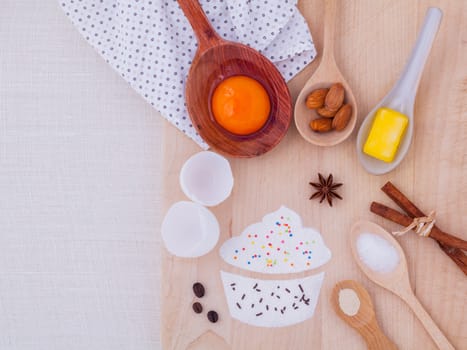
[192,302,203,314]
[207,310,219,323]
[192,282,205,298]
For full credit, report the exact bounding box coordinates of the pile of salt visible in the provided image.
[356,233,400,273]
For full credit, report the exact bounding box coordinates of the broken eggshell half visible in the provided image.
[180,151,234,207]
[161,201,220,258]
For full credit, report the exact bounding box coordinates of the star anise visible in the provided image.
[309,173,343,207]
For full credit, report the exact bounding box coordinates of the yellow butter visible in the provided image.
[363,107,409,163]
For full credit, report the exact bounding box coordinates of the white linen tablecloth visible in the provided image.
[1,1,162,349]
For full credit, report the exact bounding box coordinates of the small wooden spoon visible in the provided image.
[294,0,357,146]
[331,280,397,350]
[350,220,455,350]
[177,0,292,158]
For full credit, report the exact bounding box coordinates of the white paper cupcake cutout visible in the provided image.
[220,206,331,274]
[219,207,331,328]
[221,270,325,328]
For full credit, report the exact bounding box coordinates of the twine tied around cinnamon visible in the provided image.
[392,211,436,237]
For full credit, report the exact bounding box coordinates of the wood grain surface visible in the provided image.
[161,0,467,349]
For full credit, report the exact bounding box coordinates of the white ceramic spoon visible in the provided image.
[350,221,455,350]
[356,8,443,175]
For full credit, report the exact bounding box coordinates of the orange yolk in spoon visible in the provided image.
[211,75,271,135]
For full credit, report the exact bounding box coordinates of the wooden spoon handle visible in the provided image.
[402,292,455,350]
[177,0,222,52]
[322,0,337,63]
[360,320,398,350]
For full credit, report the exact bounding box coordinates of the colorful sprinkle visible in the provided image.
[222,209,330,272]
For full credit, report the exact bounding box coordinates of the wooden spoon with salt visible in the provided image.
[331,280,397,350]
[350,221,455,350]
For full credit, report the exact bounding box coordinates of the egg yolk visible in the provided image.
[211,75,271,135]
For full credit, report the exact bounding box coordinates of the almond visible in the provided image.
[305,88,329,109]
[310,118,333,133]
[325,83,345,111]
[332,104,353,131]
[317,106,337,118]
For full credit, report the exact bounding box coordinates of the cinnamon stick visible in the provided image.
[371,202,467,275]
[437,243,467,275]
[381,182,467,250]
[370,202,413,226]
[376,182,467,275]
[370,202,467,250]
[381,182,422,217]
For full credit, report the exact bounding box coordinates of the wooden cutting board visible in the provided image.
[161,0,467,349]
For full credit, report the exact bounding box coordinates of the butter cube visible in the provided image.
[363,107,409,163]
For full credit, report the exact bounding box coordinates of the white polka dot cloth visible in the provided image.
[60,0,316,149]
